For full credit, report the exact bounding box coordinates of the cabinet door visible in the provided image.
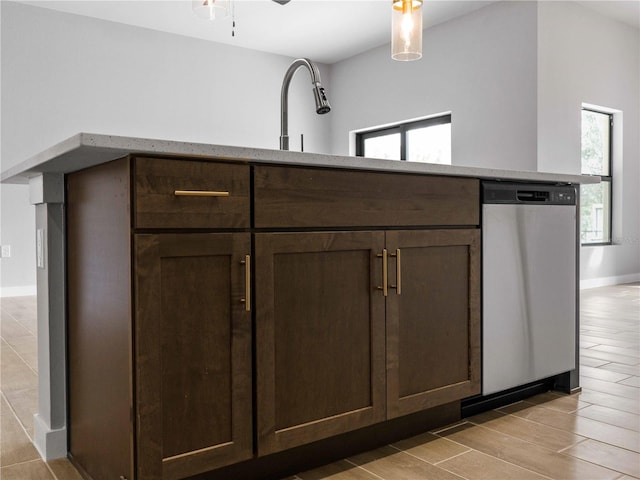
[255,231,386,455]
[135,233,252,480]
[385,229,481,418]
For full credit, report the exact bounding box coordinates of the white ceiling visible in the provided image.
[17,0,494,63]
[19,0,640,64]
[577,0,640,30]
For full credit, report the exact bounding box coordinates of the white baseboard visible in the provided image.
[0,285,37,297]
[580,273,640,290]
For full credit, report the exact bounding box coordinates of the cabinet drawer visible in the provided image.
[254,166,479,228]
[134,157,250,229]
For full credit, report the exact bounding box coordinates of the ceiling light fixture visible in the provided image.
[392,0,423,61]
[192,0,230,21]
[193,0,289,37]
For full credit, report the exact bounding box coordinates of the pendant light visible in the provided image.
[392,0,423,61]
[192,0,230,20]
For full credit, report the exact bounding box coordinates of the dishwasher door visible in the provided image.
[482,202,576,395]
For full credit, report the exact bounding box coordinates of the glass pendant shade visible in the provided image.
[392,0,423,61]
[192,0,230,20]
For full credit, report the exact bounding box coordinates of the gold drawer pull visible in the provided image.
[174,190,230,197]
[390,249,401,295]
[240,255,251,312]
[376,249,388,297]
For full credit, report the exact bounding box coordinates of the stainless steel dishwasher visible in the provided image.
[482,182,577,395]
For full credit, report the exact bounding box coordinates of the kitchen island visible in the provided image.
[1,134,598,480]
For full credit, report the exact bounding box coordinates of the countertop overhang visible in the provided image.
[1,132,600,185]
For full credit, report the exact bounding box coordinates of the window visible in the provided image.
[356,114,451,164]
[581,108,612,245]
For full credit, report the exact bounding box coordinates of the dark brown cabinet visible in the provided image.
[253,165,480,453]
[254,165,479,229]
[255,231,387,455]
[254,229,480,455]
[135,233,252,480]
[67,157,253,480]
[385,230,481,418]
[134,157,250,229]
[67,158,135,480]
[67,156,480,480]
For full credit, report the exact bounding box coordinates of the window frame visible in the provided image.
[355,114,452,161]
[581,107,613,247]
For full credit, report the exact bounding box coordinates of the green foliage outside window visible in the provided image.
[580,109,612,245]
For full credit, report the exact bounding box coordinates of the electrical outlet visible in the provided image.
[1,245,10,258]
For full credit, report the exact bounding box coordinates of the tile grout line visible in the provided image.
[1,301,59,479]
[0,457,44,470]
[494,398,640,444]
[0,334,39,377]
[0,307,37,337]
[579,384,640,402]
[43,461,63,480]
[575,393,640,416]
[505,395,594,414]
[582,366,633,379]
[613,375,638,384]
[519,396,640,450]
[464,414,590,453]
[454,448,556,480]
[431,448,473,466]
[356,443,521,480]
[1,389,35,444]
[556,445,634,479]
[433,450,470,468]
[430,420,469,435]
[389,438,473,475]
[342,458,388,480]
[431,427,557,480]
[387,442,474,468]
[556,437,589,454]
[0,454,61,480]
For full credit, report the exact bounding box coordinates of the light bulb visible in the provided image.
[392,0,423,61]
[401,12,413,45]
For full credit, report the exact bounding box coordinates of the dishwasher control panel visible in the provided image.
[483,182,576,205]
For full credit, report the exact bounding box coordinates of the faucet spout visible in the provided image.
[280,58,331,151]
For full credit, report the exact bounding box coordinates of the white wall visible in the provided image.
[0,1,37,295]
[0,185,35,296]
[329,1,539,172]
[328,0,639,286]
[537,1,640,286]
[0,1,332,293]
[2,1,638,291]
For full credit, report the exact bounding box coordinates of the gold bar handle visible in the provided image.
[390,249,401,295]
[174,190,230,197]
[240,255,251,312]
[376,249,388,297]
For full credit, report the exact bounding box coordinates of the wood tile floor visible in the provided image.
[1,283,638,480]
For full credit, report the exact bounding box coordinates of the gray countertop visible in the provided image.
[1,132,600,185]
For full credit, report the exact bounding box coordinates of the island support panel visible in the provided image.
[30,173,68,461]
